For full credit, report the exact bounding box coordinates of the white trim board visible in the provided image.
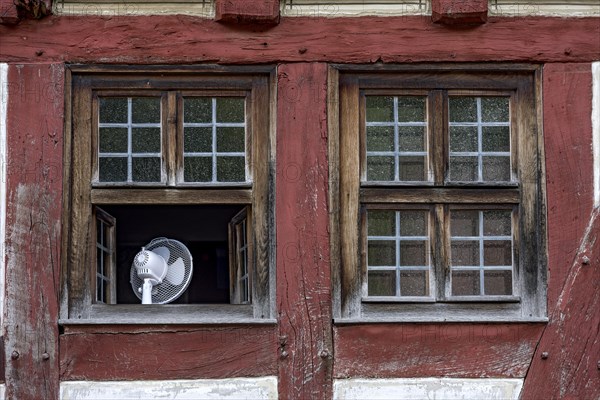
[334,378,524,400]
[0,63,8,328]
[60,377,278,400]
[592,62,600,207]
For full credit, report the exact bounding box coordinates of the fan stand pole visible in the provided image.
[142,279,153,305]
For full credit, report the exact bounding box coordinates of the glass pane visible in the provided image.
[99,128,128,153]
[451,210,479,236]
[450,126,478,152]
[452,270,480,296]
[400,270,428,296]
[132,128,161,153]
[367,156,395,181]
[482,126,510,152]
[96,220,102,247]
[399,156,425,181]
[184,156,212,182]
[484,270,512,295]
[449,156,478,181]
[99,157,127,182]
[368,240,395,266]
[217,127,245,153]
[104,276,111,304]
[96,246,103,274]
[366,126,394,152]
[96,276,104,303]
[216,97,244,123]
[397,97,426,122]
[483,210,512,236]
[451,241,479,266]
[481,97,509,122]
[103,225,111,249]
[132,98,160,123]
[99,97,127,123]
[482,156,510,181]
[366,96,393,122]
[132,157,161,182]
[184,127,212,153]
[398,126,425,152]
[368,210,395,237]
[217,156,245,182]
[484,240,512,266]
[400,211,427,236]
[184,98,212,123]
[449,97,477,122]
[400,241,427,266]
[368,271,396,296]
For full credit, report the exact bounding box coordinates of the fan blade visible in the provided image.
[153,246,170,263]
[165,257,185,285]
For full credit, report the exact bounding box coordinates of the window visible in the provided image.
[330,65,547,321]
[62,66,274,323]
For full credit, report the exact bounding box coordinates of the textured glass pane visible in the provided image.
[132,128,161,153]
[99,128,128,153]
[451,210,479,236]
[368,271,396,296]
[366,96,393,122]
[481,97,509,122]
[217,127,245,152]
[132,98,160,123]
[184,98,212,123]
[484,270,512,295]
[400,270,428,296]
[450,126,478,152]
[451,241,479,266]
[398,126,425,152]
[399,156,425,181]
[99,157,127,182]
[449,97,477,122]
[216,97,244,123]
[132,157,161,182]
[400,241,427,266]
[482,126,510,152]
[366,126,394,152]
[400,211,427,236]
[452,270,480,296]
[368,210,395,236]
[184,127,212,153]
[484,240,512,266]
[482,156,510,181]
[217,156,245,182]
[184,157,212,182]
[449,156,478,181]
[367,156,395,181]
[397,97,426,122]
[483,210,512,236]
[368,240,395,266]
[99,97,127,123]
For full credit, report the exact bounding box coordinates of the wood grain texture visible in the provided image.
[215,0,279,24]
[0,16,599,64]
[334,323,545,378]
[60,325,278,380]
[276,63,333,399]
[0,0,19,24]
[431,0,488,25]
[520,63,599,400]
[4,63,64,400]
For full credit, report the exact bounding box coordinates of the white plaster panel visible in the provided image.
[334,378,523,400]
[60,377,277,400]
[592,61,600,207]
[0,384,5,400]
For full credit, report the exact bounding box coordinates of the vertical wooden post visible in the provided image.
[4,63,64,399]
[276,63,333,399]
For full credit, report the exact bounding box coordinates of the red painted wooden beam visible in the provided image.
[215,0,279,24]
[432,0,488,25]
[0,0,19,25]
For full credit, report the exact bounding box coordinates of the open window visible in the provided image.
[330,65,547,322]
[62,66,275,323]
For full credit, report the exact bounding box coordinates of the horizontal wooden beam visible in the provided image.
[360,187,520,204]
[91,188,252,204]
[215,0,279,24]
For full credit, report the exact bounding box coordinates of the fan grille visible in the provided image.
[130,238,193,304]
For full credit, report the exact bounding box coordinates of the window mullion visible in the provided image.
[429,90,446,185]
[166,91,177,186]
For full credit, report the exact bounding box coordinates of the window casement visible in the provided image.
[329,65,547,322]
[62,66,275,324]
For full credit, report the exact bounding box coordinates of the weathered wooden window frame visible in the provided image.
[61,65,276,324]
[328,64,547,322]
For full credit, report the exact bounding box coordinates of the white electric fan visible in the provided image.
[130,237,193,304]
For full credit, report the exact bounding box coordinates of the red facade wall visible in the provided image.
[0,10,598,400]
